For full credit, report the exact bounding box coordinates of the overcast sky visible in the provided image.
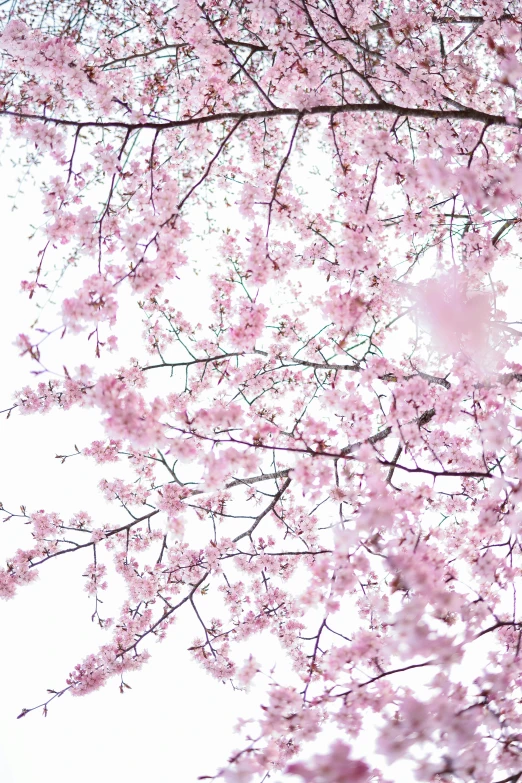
[2,130,521,783]
[0,161,268,783]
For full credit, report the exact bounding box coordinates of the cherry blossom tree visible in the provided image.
[2,0,522,780]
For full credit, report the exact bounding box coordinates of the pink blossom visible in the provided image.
[62,273,118,333]
[416,272,492,358]
[228,301,268,350]
[4,6,522,782]
[287,742,370,783]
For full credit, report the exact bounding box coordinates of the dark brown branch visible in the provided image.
[1,99,517,134]
[198,5,276,109]
[493,773,522,783]
[117,572,209,655]
[142,351,264,371]
[233,477,291,543]
[101,43,190,68]
[224,469,291,489]
[177,118,243,211]
[378,461,492,479]
[386,443,402,485]
[266,114,302,234]
[359,659,436,686]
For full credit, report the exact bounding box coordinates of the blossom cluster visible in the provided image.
[2,1,522,781]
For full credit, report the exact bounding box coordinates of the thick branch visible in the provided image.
[1,100,517,133]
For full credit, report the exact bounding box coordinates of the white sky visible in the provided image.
[0,141,407,783]
[0,163,266,782]
[2,129,522,783]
